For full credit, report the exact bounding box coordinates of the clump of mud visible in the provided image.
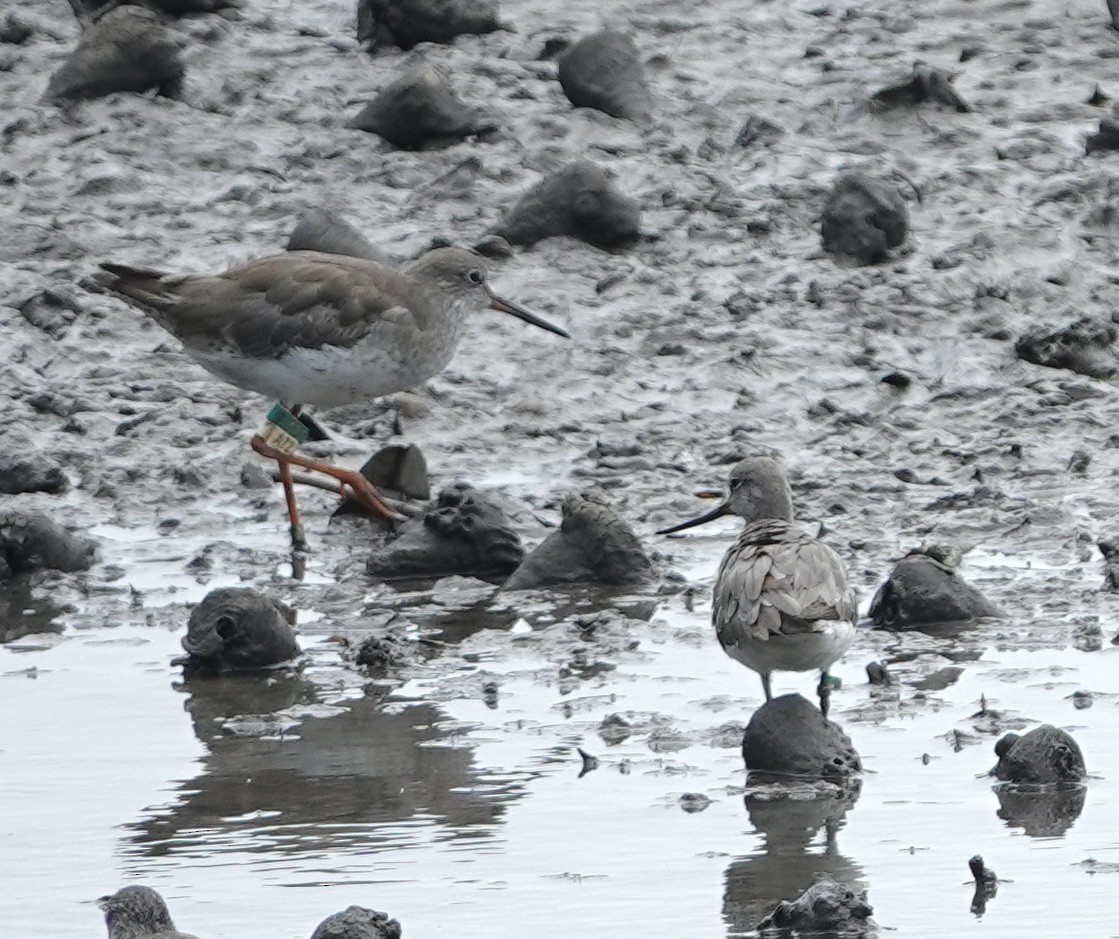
[349,66,495,150]
[0,512,98,577]
[868,554,1001,628]
[742,694,861,782]
[43,6,183,102]
[820,172,909,264]
[557,29,652,122]
[180,586,300,672]
[496,162,641,248]
[505,490,655,589]
[367,484,523,580]
[310,905,402,939]
[992,725,1086,784]
[356,0,503,50]
[757,872,875,936]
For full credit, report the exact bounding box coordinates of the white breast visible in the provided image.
[725,621,856,675]
[190,329,460,408]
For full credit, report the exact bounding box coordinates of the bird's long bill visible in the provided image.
[488,290,570,338]
[656,500,732,535]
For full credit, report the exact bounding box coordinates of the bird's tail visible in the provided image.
[92,262,177,314]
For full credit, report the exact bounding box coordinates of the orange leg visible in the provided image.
[251,435,397,523]
[276,458,307,550]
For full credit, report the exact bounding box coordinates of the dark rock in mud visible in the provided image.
[310,906,401,939]
[742,694,861,782]
[820,172,908,264]
[44,6,184,103]
[598,713,632,745]
[757,872,874,935]
[734,114,784,148]
[366,484,523,581]
[98,885,198,939]
[1097,538,1119,591]
[496,162,641,249]
[360,444,430,500]
[180,587,300,672]
[504,491,655,590]
[18,288,83,338]
[240,462,272,490]
[287,209,391,264]
[995,782,1086,836]
[868,554,1000,628]
[0,449,68,495]
[353,633,410,670]
[73,0,238,19]
[1015,318,1117,379]
[349,67,495,150]
[870,63,971,113]
[472,234,513,259]
[1086,104,1119,153]
[992,725,1086,784]
[356,0,503,50]
[866,661,892,685]
[557,29,652,122]
[0,12,32,44]
[0,512,98,576]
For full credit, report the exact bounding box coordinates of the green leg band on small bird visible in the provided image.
[818,671,841,717]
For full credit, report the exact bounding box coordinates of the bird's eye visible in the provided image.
[465,268,484,285]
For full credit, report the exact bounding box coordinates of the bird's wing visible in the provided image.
[713,521,857,644]
[99,252,413,358]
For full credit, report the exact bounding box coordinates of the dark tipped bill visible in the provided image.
[656,500,732,535]
[488,290,570,338]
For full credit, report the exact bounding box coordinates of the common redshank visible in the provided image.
[98,886,200,939]
[658,457,858,715]
[96,247,568,547]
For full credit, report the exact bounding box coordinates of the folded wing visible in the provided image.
[713,520,857,645]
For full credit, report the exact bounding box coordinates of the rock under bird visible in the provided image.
[658,456,858,715]
[95,247,568,547]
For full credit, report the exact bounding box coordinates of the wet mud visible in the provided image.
[5,0,1119,937]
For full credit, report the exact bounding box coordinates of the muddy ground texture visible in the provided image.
[4,0,1119,934]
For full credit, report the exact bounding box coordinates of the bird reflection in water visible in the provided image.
[722,781,864,936]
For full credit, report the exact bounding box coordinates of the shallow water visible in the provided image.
[4,557,1118,938]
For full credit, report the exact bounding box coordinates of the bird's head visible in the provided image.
[657,456,794,534]
[408,248,569,338]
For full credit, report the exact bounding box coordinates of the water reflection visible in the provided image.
[0,579,64,644]
[406,589,658,646]
[121,670,524,864]
[994,783,1086,837]
[722,783,863,936]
